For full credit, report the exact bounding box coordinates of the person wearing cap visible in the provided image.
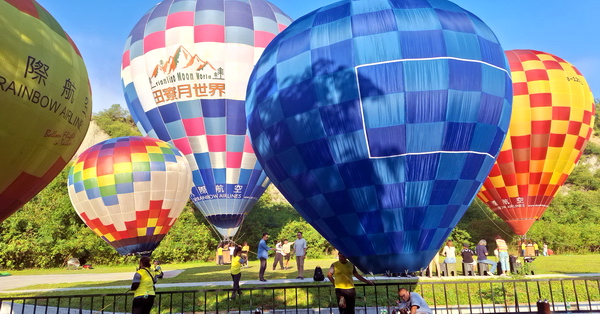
[460,243,476,274]
[258,232,274,282]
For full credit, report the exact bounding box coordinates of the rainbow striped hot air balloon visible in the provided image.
[121,0,293,238]
[68,137,193,256]
[0,0,91,223]
[477,49,595,235]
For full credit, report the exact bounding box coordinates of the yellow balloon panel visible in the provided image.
[477,49,594,235]
[0,0,92,222]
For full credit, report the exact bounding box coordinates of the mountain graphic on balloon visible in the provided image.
[151,45,217,78]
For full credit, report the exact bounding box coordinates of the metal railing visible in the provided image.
[1,276,599,313]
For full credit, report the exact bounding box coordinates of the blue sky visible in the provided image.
[36,0,600,113]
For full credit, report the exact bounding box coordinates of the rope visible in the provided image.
[476,201,512,238]
[92,289,130,314]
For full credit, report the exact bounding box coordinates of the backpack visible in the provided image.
[313,266,325,281]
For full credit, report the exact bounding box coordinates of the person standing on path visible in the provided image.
[495,235,510,276]
[294,231,308,279]
[241,241,250,268]
[282,239,292,269]
[230,246,246,299]
[217,243,224,265]
[258,232,273,281]
[327,251,373,314]
[543,243,548,256]
[273,239,284,270]
[131,256,157,314]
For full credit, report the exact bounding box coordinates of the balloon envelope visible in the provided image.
[246,0,513,273]
[121,0,292,238]
[67,136,193,256]
[477,49,595,235]
[0,0,92,222]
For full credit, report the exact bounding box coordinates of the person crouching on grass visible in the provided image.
[396,288,432,314]
[230,246,246,300]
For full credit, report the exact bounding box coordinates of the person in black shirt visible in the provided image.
[461,243,476,275]
[461,243,474,263]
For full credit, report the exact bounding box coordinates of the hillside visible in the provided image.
[72,120,111,159]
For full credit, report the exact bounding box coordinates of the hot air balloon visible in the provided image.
[67,137,193,256]
[477,49,595,235]
[0,0,92,223]
[246,0,513,273]
[121,0,293,239]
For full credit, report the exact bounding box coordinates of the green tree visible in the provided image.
[93,104,141,137]
[235,189,301,255]
[456,199,514,246]
[276,220,333,259]
[152,206,217,263]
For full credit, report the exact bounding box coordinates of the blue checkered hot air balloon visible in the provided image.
[121,0,293,238]
[246,0,513,273]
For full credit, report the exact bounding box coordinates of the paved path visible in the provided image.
[1,270,599,294]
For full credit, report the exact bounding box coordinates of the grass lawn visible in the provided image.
[2,254,599,297]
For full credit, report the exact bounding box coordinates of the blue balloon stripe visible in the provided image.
[147,108,172,141]
[277,147,308,177]
[393,8,440,31]
[435,9,474,33]
[443,31,481,60]
[399,30,447,59]
[286,110,327,145]
[312,165,345,194]
[319,99,364,136]
[224,1,253,29]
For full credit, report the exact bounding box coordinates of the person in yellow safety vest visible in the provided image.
[217,243,224,265]
[241,242,250,268]
[230,246,247,300]
[131,256,157,314]
[327,251,374,314]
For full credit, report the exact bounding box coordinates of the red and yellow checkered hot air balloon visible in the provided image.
[477,49,595,235]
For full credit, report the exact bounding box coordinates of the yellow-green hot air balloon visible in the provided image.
[0,0,92,222]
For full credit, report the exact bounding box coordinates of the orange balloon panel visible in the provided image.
[477,49,595,235]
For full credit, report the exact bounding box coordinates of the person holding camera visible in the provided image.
[396,288,432,314]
